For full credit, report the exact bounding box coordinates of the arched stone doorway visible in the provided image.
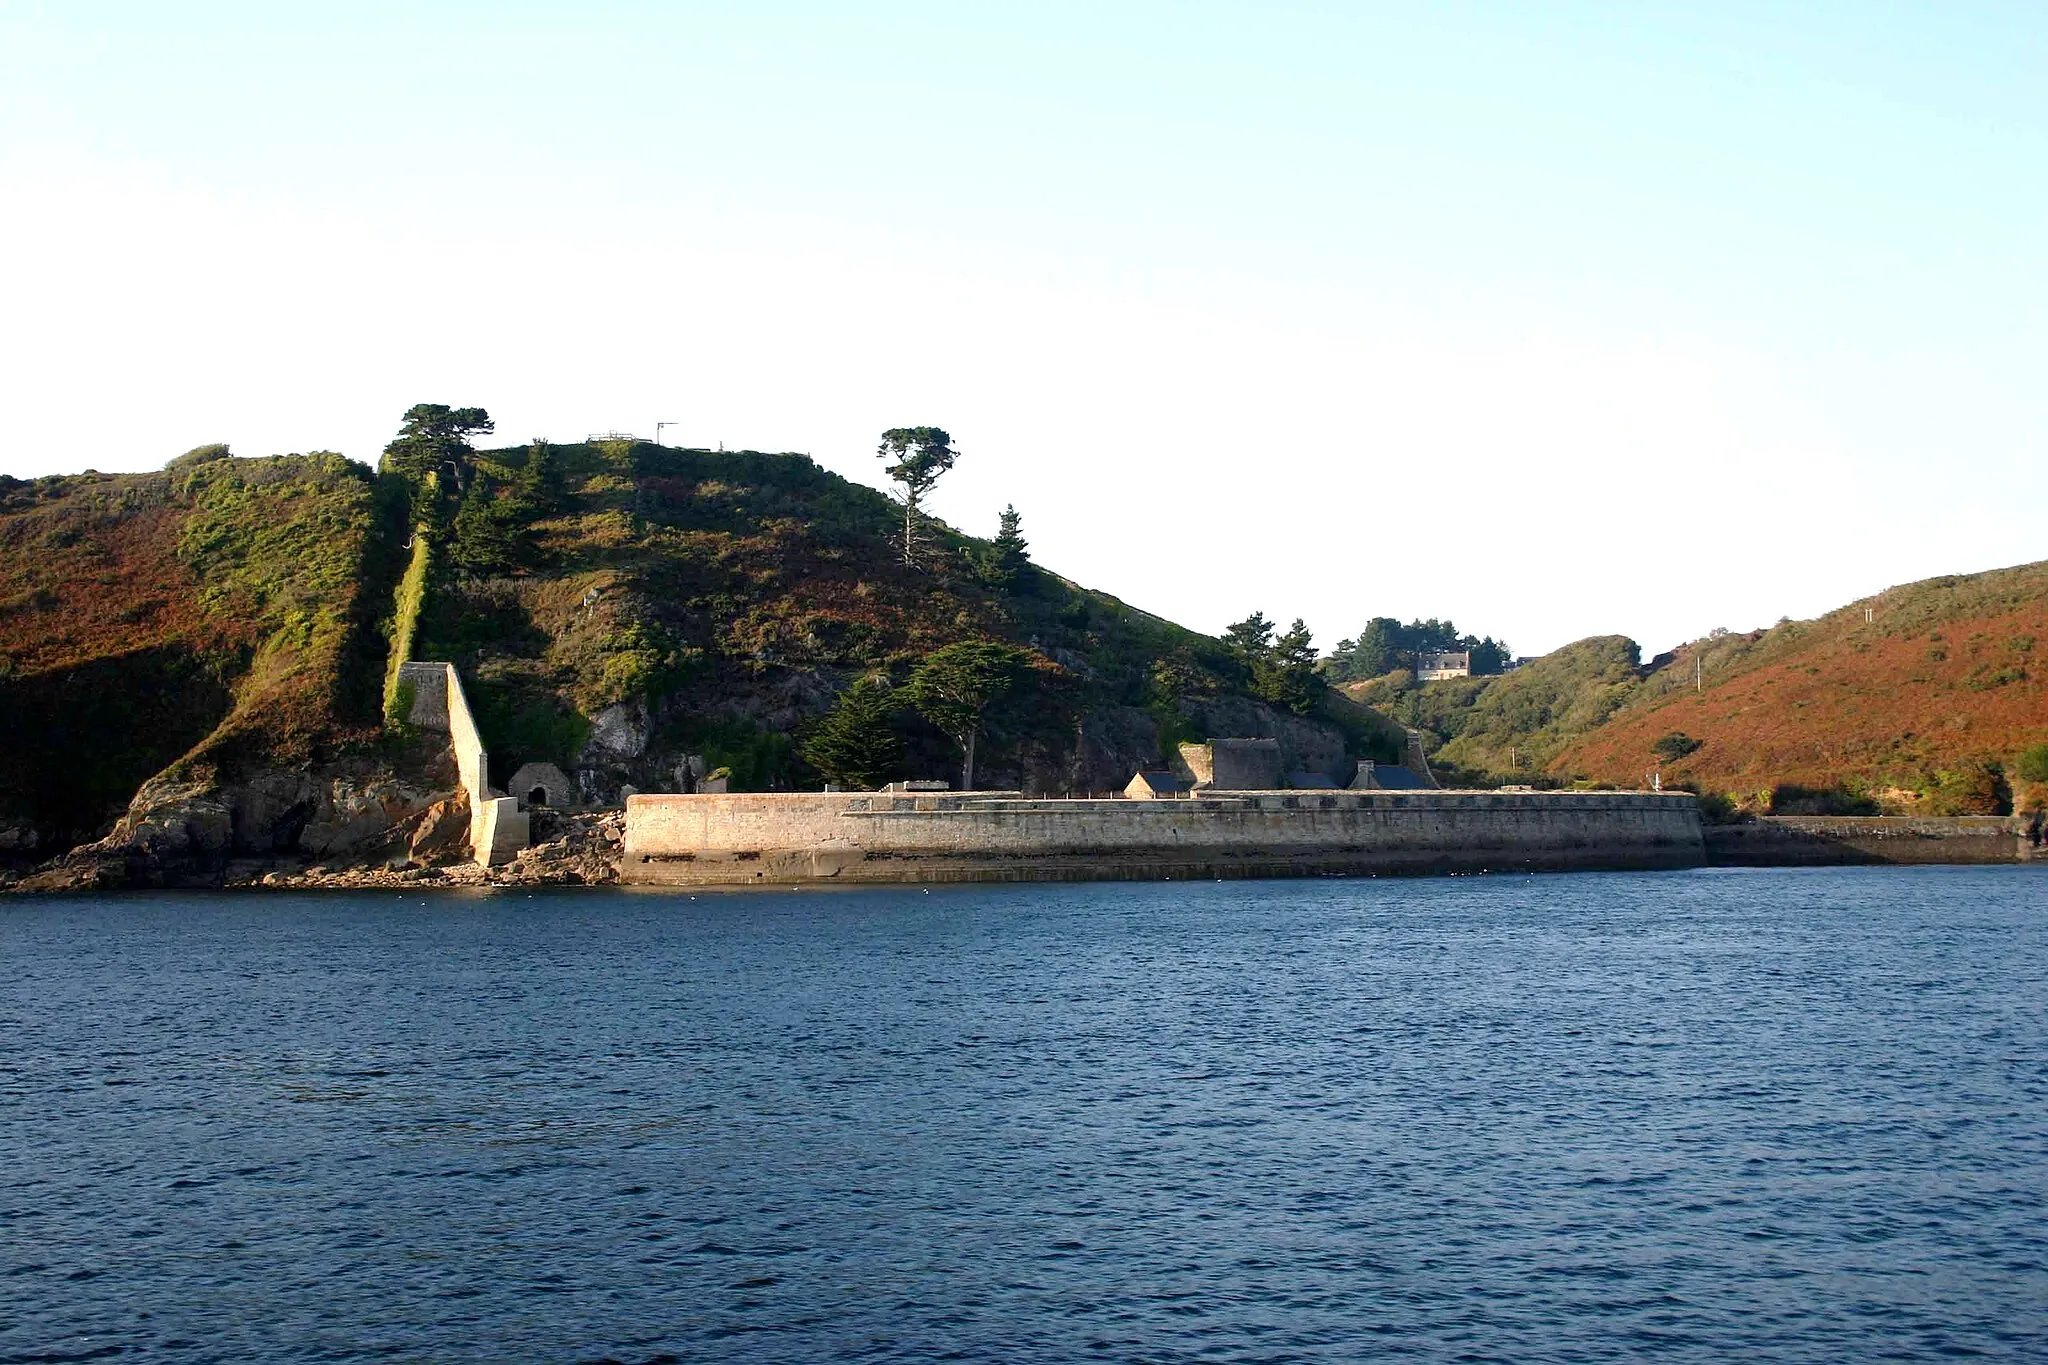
[507,761,576,812]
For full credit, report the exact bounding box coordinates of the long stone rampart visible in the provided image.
[1705,815,2043,866]
[398,661,529,867]
[622,790,1706,885]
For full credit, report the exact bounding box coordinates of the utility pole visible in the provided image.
[655,421,677,447]
[1695,652,1703,694]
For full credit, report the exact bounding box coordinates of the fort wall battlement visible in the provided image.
[398,661,529,867]
[622,789,1706,885]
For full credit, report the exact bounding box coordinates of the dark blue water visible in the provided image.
[3,868,2045,1363]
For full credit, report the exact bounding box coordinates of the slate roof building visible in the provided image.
[1124,771,1194,800]
[1350,761,1433,790]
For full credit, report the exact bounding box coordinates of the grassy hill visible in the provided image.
[1343,635,1645,786]
[0,448,394,851]
[411,437,1403,796]
[1,430,1402,865]
[1346,560,2048,815]
[1553,562,2048,813]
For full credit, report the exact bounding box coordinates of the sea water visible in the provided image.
[2,867,2044,1362]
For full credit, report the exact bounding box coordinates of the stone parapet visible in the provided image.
[623,789,1706,885]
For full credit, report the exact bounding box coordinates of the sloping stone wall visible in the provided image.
[399,661,529,867]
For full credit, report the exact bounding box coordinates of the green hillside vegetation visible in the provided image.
[396,430,1404,793]
[1345,636,1644,786]
[0,449,397,848]
[1554,561,2048,814]
[0,404,1421,865]
[1341,560,2048,816]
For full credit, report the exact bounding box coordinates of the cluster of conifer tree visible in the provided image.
[379,404,565,578]
[1323,617,1512,682]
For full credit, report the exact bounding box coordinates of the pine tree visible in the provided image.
[905,642,1032,790]
[976,504,1032,589]
[800,676,903,790]
[876,427,959,568]
[994,505,1027,570]
[518,439,564,515]
[449,482,520,577]
[380,404,493,497]
[1224,612,1325,715]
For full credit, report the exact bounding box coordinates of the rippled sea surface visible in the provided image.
[4,868,2046,1363]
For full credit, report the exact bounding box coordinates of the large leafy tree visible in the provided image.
[800,675,903,790]
[905,641,1032,790]
[876,426,958,567]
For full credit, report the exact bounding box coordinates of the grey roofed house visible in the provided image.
[1125,770,1193,799]
[1350,761,1432,790]
[1286,772,1339,789]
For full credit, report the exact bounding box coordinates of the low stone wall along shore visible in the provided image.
[622,790,1708,886]
[1705,815,2044,867]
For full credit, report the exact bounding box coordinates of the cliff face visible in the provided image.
[2,438,1388,884]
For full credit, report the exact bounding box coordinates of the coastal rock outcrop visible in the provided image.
[15,757,458,890]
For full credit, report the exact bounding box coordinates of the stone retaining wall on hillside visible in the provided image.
[398,661,529,867]
[622,790,1706,885]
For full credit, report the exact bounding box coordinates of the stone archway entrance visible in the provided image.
[507,761,576,812]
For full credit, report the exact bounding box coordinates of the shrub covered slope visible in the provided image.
[1347,561,2048,814]
[0,449,394,851]
[1,432,1400,861]
[1554,562,2048,812]
[410,437,1402,798]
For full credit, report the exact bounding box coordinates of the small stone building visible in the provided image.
[508,761,576,811]
[1176,739,1283,792]
[1350,761,1432,791]
[1125,771,1193,800]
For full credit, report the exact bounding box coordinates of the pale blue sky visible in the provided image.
[2,2,2042,653]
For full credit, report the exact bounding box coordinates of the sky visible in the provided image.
[1,1,2043,656]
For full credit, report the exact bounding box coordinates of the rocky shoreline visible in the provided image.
[4,810,624,894]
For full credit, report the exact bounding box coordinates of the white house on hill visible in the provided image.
[1417,651,1471,681]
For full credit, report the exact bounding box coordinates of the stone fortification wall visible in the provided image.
[1705,815,2042,866]
[623,790,1705,885]
[1174,739,1289,791]
[399,661,529,867]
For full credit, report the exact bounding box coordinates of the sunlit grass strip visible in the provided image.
[382,527,433,724]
